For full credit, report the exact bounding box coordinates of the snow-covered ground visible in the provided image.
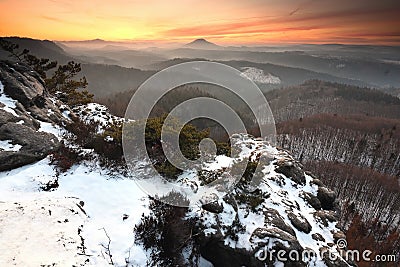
[188,137,339,266]
[0,81,19,117]
[0,158,150,266]
[240,67,281,84]
[74,103,125,131]
[0,120,151,266]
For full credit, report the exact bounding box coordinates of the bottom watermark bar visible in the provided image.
[255,239,398,263]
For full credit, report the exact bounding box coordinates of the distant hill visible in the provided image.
[184,38,221,50]
[165,46,400,88]
[0,37,73,64]
[0,37,156,97]
[265,80,400,122]
[145,58,369,90]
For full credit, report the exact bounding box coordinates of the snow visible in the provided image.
[38,120,64,140]
[240,67,281,84]
[0,158,150,266]
[0,80,19,117]
[187,136,341,266]
[0,139,22,152]
[0,197,89,267]
[204,155,233,171]
[0,81,343,267]
[73,103,124,132]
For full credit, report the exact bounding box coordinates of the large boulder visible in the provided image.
[0,61,73,126]
[275,158,306,185]
[317,187,337,210]
[264,208,296,237]
[300,191,322,210]
[287,212,312,234]
[0,61,74,171]
[0,122,60,171]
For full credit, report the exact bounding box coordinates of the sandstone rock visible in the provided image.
[320,246,352,267]
[311,178,325,187]
[317,187,337,210]
[287,212,312,233]
[275,159,306,185]
[264,208,296,237]
[202,201,224,214]
[332,231,346,243]
[251,227,297,244]
[201,240,264,267]
[300,191,322,210]
[0,108,17,126]
[312,233,326,242]
[0,61,72,127]
[313,210,338,227]
[0,61,45,107]
[0,122,60,171]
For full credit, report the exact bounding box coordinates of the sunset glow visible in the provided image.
[1,0,399,45]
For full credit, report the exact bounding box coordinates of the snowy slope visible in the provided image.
[184,136,344,266]
[0,64,348,266]
[240,67,281,84]
[0,117,150,266]
[0,157,150,266]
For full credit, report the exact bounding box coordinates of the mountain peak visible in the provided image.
[184,38,221,49]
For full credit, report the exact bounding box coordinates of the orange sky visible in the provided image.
[0,0,399,45]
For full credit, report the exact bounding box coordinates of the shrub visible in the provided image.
[135,192,199,266]
[127,115,214,179]
[50,142,83,173]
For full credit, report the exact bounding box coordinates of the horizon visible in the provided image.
[3,36,400,49]
[0,0,399,45]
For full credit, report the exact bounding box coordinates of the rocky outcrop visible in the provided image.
[0,122,59,171]
[275,158,306,185]
[317,187,337,210]
[0,61,74,171]
[188,136,352,267]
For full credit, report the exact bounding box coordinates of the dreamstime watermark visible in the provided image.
[255,239,398,263]
[122,61,276,207]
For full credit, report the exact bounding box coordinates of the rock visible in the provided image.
[201,239,264,267]
[264,208,296,237]
[251,227,297,244]
[0,61,45,107]
[312,233,325,242]
[0,122,60,171]
[311,178,325,187]
[313,210,338,227]
[332,231,346,243]
[0,108,18,126]
[202,201,224,214]
[223,193,238,212]
[250,227,305,260]
[320,246,351,267]
[287,212,312,233]
[275,159,306,185]
[0,151,39,171]
[317,187,337,210]
[0,61,72,127]
[300,191,321,210]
